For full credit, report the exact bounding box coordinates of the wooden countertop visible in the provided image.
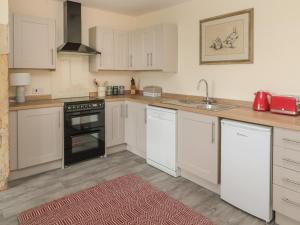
[9,94,300,131]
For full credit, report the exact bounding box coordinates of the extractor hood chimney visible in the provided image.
[57,1,100,55]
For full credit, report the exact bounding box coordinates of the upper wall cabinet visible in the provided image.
[131,24,178,72]
[89,24,178,73]
[10,14,56,70]
[89,27,115,71]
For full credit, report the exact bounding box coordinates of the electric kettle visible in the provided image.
[253,91,272,111]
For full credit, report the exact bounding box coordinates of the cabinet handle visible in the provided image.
[282,158,300,166]
[146,53,149,67]
[144,108,147,124]
[130,55,133,67]
[283,138,300,145]
[126,104,128,118]
[211,122,215,144]
[51,49,54,66]
[282,198,300,208]
[150,53,153,67]
[58,112,61,128]
[283,178,300,186]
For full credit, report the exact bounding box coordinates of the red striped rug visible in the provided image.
[18,175,214,225]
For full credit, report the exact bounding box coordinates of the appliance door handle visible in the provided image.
[282,198,300,208]
[282,158,300,165]
[283,178,300,186]
[211,122,215,144]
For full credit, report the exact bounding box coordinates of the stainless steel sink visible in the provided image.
[161,99,237,112]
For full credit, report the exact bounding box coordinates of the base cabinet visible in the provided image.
[105,101,125,147]
[125,102,147,158]
[9,108,63,174]
[178,111,219,184]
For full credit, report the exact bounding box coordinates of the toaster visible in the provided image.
[270,95,300,115]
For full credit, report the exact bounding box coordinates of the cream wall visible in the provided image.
[9,0,137,98]
[136,0,300,101]
[0,0,8,24]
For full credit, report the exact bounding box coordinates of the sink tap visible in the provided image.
[197,79,212,104]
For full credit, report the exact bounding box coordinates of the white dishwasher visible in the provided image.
[146,106,178,177]
[221,119,273,222]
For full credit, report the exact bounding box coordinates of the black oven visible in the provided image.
[64,100,105,166]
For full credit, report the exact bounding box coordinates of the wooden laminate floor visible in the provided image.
[0,151,274,225]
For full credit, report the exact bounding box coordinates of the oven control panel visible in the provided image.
[65,101,105,113]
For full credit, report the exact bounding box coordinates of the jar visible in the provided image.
[113,86,119,95]
[106,86,113,96]
[118,86,125,95]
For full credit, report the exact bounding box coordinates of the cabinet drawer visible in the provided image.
[274,166,300,193]
[274,128,300,151]
[274,146,300,172]
[274,185,300,222]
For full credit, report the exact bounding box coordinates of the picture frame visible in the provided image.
[200,8,254,65]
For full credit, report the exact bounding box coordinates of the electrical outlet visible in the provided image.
[32,88,44,95]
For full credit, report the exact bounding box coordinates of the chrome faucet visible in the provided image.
[197,79,212,104]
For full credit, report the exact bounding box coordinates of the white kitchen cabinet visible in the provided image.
[9,112,18,171]
[90,24,177,72]
[178,111,219,184]
[114,31,129,70]
[12,15,56,69]
[89,27,115,71]
[105,101,125,147]
[141,24,178,72]
[17,107,63,169]
[125,102,147,158]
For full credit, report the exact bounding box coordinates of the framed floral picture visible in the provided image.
[200,9,254,65]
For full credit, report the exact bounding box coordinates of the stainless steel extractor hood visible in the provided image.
[57,1,100,55]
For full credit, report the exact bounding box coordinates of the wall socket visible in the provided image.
[32,88,44,95]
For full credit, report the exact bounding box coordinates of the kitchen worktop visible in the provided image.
[9,94,300,131]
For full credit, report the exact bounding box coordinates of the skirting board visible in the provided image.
[106,144,127,155]
[276,213,300,225]
[180,169,220,194]
[9,160,62,181]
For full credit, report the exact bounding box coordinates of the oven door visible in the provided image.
[64,128,105,166]
[65,110,104,135]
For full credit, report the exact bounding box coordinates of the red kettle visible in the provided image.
[253,91,272,111]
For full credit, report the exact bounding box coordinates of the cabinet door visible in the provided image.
[105,102,125,147]
[178,111,219,184]
[142,27,156,69]
[135,104,147,158]
[13,15,56,69]
[18,107,63,169]
[129,30,144,70]
[125,102,137,151]
[114,31,129,70]
[9,112,18,171]
[96,28,114,70]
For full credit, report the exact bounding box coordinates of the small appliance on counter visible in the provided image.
[253,91,272,111]
[270,95,300,116]
[143,86,163,98]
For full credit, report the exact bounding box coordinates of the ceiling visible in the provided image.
[69,0,190,16]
